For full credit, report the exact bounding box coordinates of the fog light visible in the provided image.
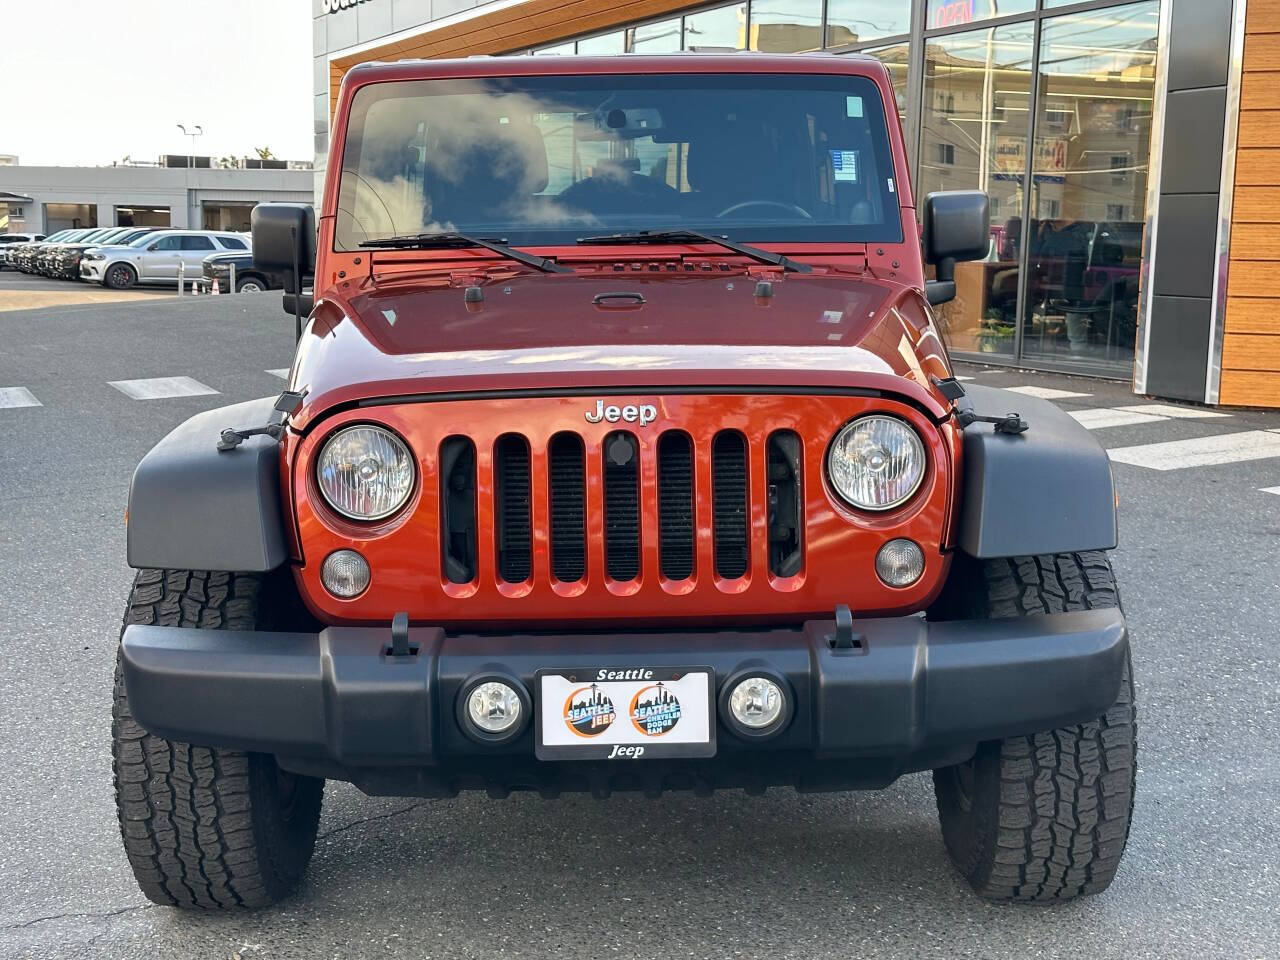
[875,538,925,587]
[321,549,370,598]
[729,676,785,730]
[465,681,522,735]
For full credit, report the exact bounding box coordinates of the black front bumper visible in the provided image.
[120,609,1128,796]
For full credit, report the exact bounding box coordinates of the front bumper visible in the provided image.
[80,260,105,282]
[120,608,1128,795]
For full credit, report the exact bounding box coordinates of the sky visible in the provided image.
[5,0,314,166]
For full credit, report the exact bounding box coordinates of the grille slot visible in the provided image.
[493,434,532,583]
[548,432,586,582]
[657,431,695,581]
[767,431,804,577]
[439,436,477,584]
[603,432,640,582]
[712,431,750,579]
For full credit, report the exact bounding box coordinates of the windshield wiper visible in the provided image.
[576,229,813,274]
[359,232,571,274]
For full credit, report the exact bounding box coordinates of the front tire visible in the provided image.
[104,262,137,289]
[236,276,266,293]
[112,569,324,909]
[930,552,1136,901]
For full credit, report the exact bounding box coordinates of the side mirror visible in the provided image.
[252,203,315,292]
[147,243,158,251]
[922,190,990,306]
[252,203,316,339]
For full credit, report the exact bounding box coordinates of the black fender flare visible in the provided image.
[957,384,1117,559]
[126,398,288,572]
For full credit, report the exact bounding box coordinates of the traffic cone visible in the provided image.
[212,277,220,295]
[191,280,199,295]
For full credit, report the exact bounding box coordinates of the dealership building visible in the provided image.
[313,0,1280,408]
[0,162,313,236]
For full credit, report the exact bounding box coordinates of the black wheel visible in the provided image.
[929,552,1136,901]
[236,275,267,293]
[112,569,324,909]
[104,262,137,289]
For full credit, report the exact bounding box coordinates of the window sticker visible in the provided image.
[832,149,860,183]
[846,96,864,118]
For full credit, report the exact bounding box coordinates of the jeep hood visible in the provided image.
[287,270,954,431]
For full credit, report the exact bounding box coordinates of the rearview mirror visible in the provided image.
[922,190,989,306]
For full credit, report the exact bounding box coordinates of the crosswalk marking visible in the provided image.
[1117,403,1231,420]
[1069,408,1167,430]
[266,368,290,379]
[1006,385,1092,400]
[108,377,219,400]
[1260,486,1280,496]
[0,387,41,409]
[1108,431,1280,471]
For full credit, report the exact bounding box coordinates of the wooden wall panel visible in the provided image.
[1222,0,1280,406]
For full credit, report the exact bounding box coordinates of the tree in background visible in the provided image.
[253,147,275,160]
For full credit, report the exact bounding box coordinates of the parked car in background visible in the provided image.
[81,230,250,289]
[195,249,279,293]
[38,227,124,276]
[51,227,164,281]
[15,229,87,273]
[0,232,45,269]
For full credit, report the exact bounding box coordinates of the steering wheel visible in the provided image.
[716,200,812,220]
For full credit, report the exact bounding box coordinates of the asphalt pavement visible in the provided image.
[1,292,1278,959]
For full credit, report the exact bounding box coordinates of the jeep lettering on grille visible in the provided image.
[584,400,658,426]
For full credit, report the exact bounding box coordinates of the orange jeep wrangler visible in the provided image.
[113,53,1134,908]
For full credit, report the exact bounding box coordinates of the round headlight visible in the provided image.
[826,415,926,511]
[317,424,415,520]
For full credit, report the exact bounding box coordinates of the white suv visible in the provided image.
[80,230,250,289]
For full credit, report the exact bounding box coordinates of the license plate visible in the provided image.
[535,666,716,760]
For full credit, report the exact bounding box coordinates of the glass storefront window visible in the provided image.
[748,0,823,52]
[826,0,911,48]
[1019,1,1159,371]
[926,0,1035,31]
[864,42,910,121]
[628,18,682,52]
[920,23,1034,357]
[576,31,626,55]
[683,4,747,51]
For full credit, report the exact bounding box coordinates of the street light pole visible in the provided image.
[176,124,204,232]
[176,123,204,169]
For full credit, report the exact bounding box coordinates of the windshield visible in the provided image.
[336,72,902,250]
[128,231,167,247]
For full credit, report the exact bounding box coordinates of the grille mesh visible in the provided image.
[657,432,695,580]
[603,432,640,582]
[548,433,586,582]
[712,431,750,579]
[494,435,532,583]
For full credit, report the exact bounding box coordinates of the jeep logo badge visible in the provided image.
[585,400,657,426]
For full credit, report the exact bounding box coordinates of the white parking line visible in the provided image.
[954,375,974,382]
[1116,403,1231,420]
[108,377,218,400]
[1069,408,1168,430]
[0,387,41,409]
[1006,385,1092,400]
[266,368,290,379]
[1260,486,1280,496]
[1108,431,1280,471]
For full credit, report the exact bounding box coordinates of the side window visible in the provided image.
[154,236,182,251]
[181,236,216,251]
[217,236,247,250]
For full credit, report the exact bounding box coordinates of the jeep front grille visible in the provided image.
[438,425,806,588]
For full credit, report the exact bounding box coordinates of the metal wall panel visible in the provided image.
[1152,193,1222,299]
[1146,296,1214,399]
[1168,0,1233,90]
[1161,88,1227,194]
